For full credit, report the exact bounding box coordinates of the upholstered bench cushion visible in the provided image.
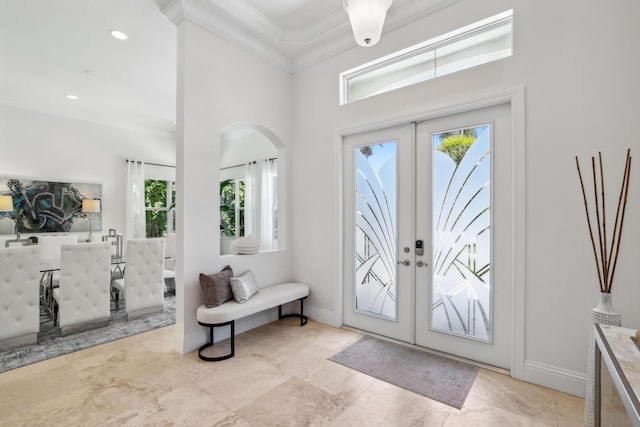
[197,282,309,324]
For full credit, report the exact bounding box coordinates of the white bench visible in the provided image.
[196,282,309,361]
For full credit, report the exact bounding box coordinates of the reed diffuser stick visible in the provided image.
[608,151,632,290]
[576,157,604,292]
[576,149,632,293]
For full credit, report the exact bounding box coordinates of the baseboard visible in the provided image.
[180,308,280,354]
[181,310,586,397]
[180,304,340,355]
[307,305,339,327]
[182,329,207,354]
[523,360,586,397]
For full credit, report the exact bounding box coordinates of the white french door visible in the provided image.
[343,102,513,370]
[343,124,415,343]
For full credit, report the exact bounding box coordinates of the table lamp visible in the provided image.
[82,199,101,239]
[0,195,19,241]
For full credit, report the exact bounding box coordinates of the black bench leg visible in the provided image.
[198,320,235,361]
[278,296,308,326]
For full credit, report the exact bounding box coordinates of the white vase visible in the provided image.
[585,292,622,426]
[592,292,620,318]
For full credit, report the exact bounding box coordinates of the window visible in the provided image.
[340,10,513,104]
[271,174,278,243]
[220,178,245,238]
[219,158,278,253]
[144,179,175,238]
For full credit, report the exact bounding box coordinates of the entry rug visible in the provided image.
[329,335,478,409]
[0,296,176,374]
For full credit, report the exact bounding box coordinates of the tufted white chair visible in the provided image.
[0,245,40,350]
[163,233,176,293]
[52,242,111,335]
[39,234,78,288]
[38,234,78,260]
[113,238,165,319]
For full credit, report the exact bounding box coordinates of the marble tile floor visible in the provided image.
[0,319,584,426]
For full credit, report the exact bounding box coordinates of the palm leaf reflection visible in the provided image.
[355,142,397,319]
[432,126,491,340]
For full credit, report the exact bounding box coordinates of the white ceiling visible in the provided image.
[0,0,177,136]
[0,0,456,137]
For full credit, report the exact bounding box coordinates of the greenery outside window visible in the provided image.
[145,179,175,238]
[220,179,245,238]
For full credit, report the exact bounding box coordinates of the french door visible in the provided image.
[343,103,513,369]
[342,124,415,343]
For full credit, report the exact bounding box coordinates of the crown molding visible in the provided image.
[385,0,463,33]
[293,0,464,71]
[159,0,292,72]
[158,0,464,73]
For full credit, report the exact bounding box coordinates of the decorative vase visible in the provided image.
[584,292,622,426]
[231,235,260,255]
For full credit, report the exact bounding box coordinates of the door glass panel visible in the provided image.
[354,141,397,319]
[431,125,491,341]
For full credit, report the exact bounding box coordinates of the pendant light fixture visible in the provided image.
[343,0,393,47]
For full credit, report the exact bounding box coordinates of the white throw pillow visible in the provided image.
[230,270,259,303]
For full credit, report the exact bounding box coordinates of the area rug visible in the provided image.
[329,335,478,409]
[0,296,176,374]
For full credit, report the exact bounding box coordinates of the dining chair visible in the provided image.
[112,238,165,319]
[52,242,111,335]
[38,234,78,260]
[0,245,40,350]
[38,234,79,312]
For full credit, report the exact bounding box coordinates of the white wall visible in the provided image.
[0,105,175,244]
[220,130,278,171]
[175,20,293,353]
[290,0,640,396]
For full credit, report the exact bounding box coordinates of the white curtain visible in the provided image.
[244,159,277,250]
[126,160,146,240]
[260,159,276,250]
[244,161,257,239]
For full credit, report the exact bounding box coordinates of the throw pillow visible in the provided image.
[199,265,234,308]
[230,270,260,304]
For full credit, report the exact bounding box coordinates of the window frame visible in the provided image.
[144,178,176,238]
[340,9,513,105]
[220,178,246,239]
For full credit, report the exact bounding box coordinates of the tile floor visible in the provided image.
[0,319,584,426]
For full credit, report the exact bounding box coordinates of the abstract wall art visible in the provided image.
[0,177,101,234]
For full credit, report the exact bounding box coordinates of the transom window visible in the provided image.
[340,10,513,105]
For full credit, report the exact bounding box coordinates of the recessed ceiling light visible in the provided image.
[66,94,79,100]
[110,29,128,40]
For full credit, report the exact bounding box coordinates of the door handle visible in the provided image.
[397,259,411,266]
[416,260,427,268]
